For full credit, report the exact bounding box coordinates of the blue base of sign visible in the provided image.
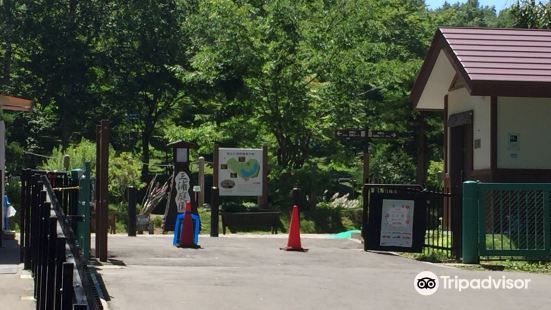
[173,212,201,246]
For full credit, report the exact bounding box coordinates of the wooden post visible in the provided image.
[210,187,219,237]
[213,144,219,191]
[363,143,369,184]
[198,157,205,208]
[127,186,137,237]
[96,120,109,262]
[0,120,5,245]
[163,141,196,232]
[362,184,369,251]
[258,144,269,209]
[95,124,101,258]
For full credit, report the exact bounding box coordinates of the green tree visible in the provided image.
[510,0,551,28]
[430,0,500,27]
[99,0,187,182]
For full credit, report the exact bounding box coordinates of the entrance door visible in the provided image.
[448,118,473,258]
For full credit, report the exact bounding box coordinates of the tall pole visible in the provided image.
[96,120,109,262]
[0,121,4,241]
[95,124,100,258]
[198,157,205,208]
[363,143,369,184]
[259,144,269,209]
[213,144,219,191]
[127,186,137,237]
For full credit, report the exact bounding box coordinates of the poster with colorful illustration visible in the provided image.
[218,148,263,196]
[379,199,414,248]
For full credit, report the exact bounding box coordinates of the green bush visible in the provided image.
[108,152,144,202]
[221,201,261,212]
[269,162,357,210]
[426,160,444,191]
[41,139,144,203]
[41,139,98,171]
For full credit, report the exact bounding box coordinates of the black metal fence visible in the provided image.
[362,183,457,260]
[20,170,102,310]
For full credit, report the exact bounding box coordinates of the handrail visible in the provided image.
[21,168,102,310]
[40,174,102,310]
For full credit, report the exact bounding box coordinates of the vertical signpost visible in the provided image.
[95,120,109,262]
[335,129,399,183]
[163,140,198,232]
[336,128,399,241]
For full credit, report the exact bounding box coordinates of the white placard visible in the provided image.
[218,148,263,196]
[174,171,191,213]
[380,199,414,248]
[176,148,188,163]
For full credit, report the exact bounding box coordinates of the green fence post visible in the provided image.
[76,162,91,262]
[462,181,480,264]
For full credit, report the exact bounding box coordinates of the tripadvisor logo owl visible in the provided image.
[414,271,532,296]
[414,271,439,296]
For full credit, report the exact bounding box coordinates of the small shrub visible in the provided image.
[316,192,361,209]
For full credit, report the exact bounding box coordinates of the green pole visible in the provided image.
[76,162,92,262]
[462,180,479,264]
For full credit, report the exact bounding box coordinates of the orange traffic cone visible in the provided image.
[179,202,199,248]
[281,205,307,252]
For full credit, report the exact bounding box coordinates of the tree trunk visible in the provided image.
[141,129,151,183]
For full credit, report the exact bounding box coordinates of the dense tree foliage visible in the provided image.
[0,0,513,204]
[510,0,551,28]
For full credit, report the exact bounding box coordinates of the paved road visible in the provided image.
[96,235,551,310]
[0,239,34,310]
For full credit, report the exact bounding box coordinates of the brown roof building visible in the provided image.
[413,27,551,110]
[412,28,551,233]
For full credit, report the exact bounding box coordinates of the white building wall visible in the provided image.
[447,88,491,170]
[498,97,551,169]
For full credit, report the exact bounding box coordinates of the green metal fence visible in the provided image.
[463,181,551,263]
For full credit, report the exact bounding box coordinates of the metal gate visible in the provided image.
[463,181,551,263]
[362,184,457,259]
[20,168,101,310]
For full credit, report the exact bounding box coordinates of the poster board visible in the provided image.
[218,148,263,196]
[365,193,426,253]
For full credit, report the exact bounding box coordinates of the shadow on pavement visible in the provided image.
[0,239,20,264]
[0,239,21,274]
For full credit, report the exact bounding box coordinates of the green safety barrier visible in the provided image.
[462,181,551,263]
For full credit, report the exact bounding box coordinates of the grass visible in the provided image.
[400,230,551,273]
[484,233,519,250]
[401,230,455,263]
[479,260,551,273]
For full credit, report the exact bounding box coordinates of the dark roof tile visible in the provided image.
[411,27,551,108]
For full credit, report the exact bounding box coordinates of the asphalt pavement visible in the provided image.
[94,234,551,310]
[0,239,34,310]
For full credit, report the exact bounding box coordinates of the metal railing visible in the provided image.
[20,169,102,310]
[463,181,551,263]
[363,183,457,259]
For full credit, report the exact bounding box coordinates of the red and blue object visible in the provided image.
[173,202,201,248]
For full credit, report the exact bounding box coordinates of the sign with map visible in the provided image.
[218,148,263,196]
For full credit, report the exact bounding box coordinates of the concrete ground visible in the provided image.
[94,234,551,310]
[0,239,34,310]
